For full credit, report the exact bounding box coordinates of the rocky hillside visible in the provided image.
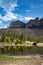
[9,20,26,28]
[26,17,43,29]
[0,18,43,37]
[8,18,43,29]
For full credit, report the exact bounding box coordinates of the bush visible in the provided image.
[15,39,19,45]
[1,33,5,42]
[27,35,41,43]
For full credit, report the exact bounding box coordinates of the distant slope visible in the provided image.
[8,17,43,29]
[0,18,43,37]
[9,20,26,28]
[26,17,43,29]
[0,28,43,37]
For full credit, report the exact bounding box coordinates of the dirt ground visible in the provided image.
[0,55,43,65]
[0,60,43,65]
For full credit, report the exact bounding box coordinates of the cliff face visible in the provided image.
[26,18,43,29]
[0,18,43,37]
[9,20,26,28]
[40,18,43,25]
[8,18,43,29]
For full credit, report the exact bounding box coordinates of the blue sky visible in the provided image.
[0,0,43,28]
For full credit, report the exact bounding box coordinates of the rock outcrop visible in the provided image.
[26,17,43,29]
[9,20,26,28]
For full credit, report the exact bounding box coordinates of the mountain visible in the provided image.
[8,18,43,29]
[40,18,43,25]
[26,17,43,29]
[9,20,26,28]
[0,18,43,37]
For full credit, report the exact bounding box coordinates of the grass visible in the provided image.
[0,56,32,62]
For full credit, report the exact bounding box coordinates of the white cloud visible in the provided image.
[9,3,18,11]
[0,0,18,11]
[2,11,18,21]
[0,13,35,28]
[15,15,34,21]
[0,15,3,24]
[0,15,2,19]
[0,20,3,24]
[4,25,8,28]
[0,11,34,22]
[0,0,34,26]
[26,10,30,12]
[24,17,34,21]
[0,0,19,22]
[17,15,24,21]
[0,11,18,21]
[31,4,39,8]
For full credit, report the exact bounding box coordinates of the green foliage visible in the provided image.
[27,35,42,43]
[0,32,43,43]
[0,46,43,55]
[19,46,23,54]
[19,33,24,40]
[10,37,14,43]
[0,56,32,61]
[1,33,6,42]
[0,33,16,43]
[18,33,25,44]
[15,39,19,45]
[5,37,10,43]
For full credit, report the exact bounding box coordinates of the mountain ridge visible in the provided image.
[0,17,43,37]
[8,17,43,29]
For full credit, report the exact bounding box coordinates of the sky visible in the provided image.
[0,0,43,28]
